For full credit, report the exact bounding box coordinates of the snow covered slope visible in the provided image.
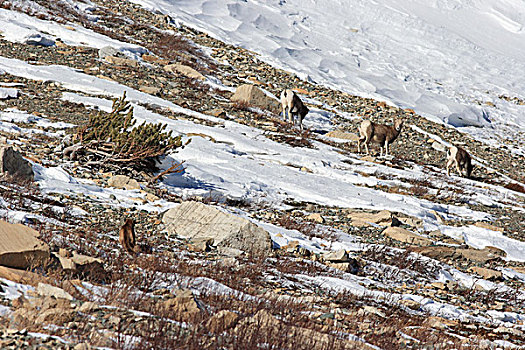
[129,0,525,155]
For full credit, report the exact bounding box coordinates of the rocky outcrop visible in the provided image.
[234,310,372,350]
[0,220,49,269]
[409,245,506,263]
[230,84,280,113]
[163,201,273,256]
[0,146,34,181]
[162,289,202,322]
[206,310,239,333]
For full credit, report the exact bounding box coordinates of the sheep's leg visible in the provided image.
[384,140,389,157]
[456,162,463,177]
[364,141,370,155]
[283,107,289,121]
[446,159,454,176]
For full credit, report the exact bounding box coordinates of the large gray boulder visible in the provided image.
[0,146,34,181]
[0,220,50,269]
[163,201,273,256]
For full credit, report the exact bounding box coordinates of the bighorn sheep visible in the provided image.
[446,146,473,178]
[280,89,309,130]
[358,118,404,157]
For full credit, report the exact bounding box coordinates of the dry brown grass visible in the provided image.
[505,182,525,194]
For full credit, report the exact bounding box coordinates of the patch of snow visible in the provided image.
[441,225,525,262]
[0,87,19,99]
[128,0,525,156]
[0,278,34,300]
[0,8,146,57]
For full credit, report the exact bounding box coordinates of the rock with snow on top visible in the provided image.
[23,33,55,46]
[326,259,360,274]
[431,141,447,152]
[98,46,119,59]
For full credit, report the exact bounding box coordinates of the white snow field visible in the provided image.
[128,0,525,156]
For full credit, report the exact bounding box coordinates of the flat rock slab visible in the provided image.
[0,220,49,269]
[0,265,47,287]
[325,130,359,142]
[347,210,393,227]
[37,282,73,300]
[164,63,205,81]
[469,266,503,280]
[163,201,273,256]
[383,226,432,246]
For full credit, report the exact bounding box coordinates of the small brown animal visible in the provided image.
[280,89,309,130]
[119,218,136,254]
[446,145,473,178]
[358,118,404,157]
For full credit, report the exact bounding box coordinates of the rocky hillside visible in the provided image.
[0,0,525,349]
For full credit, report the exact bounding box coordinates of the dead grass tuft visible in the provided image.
[505,182,525,194]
